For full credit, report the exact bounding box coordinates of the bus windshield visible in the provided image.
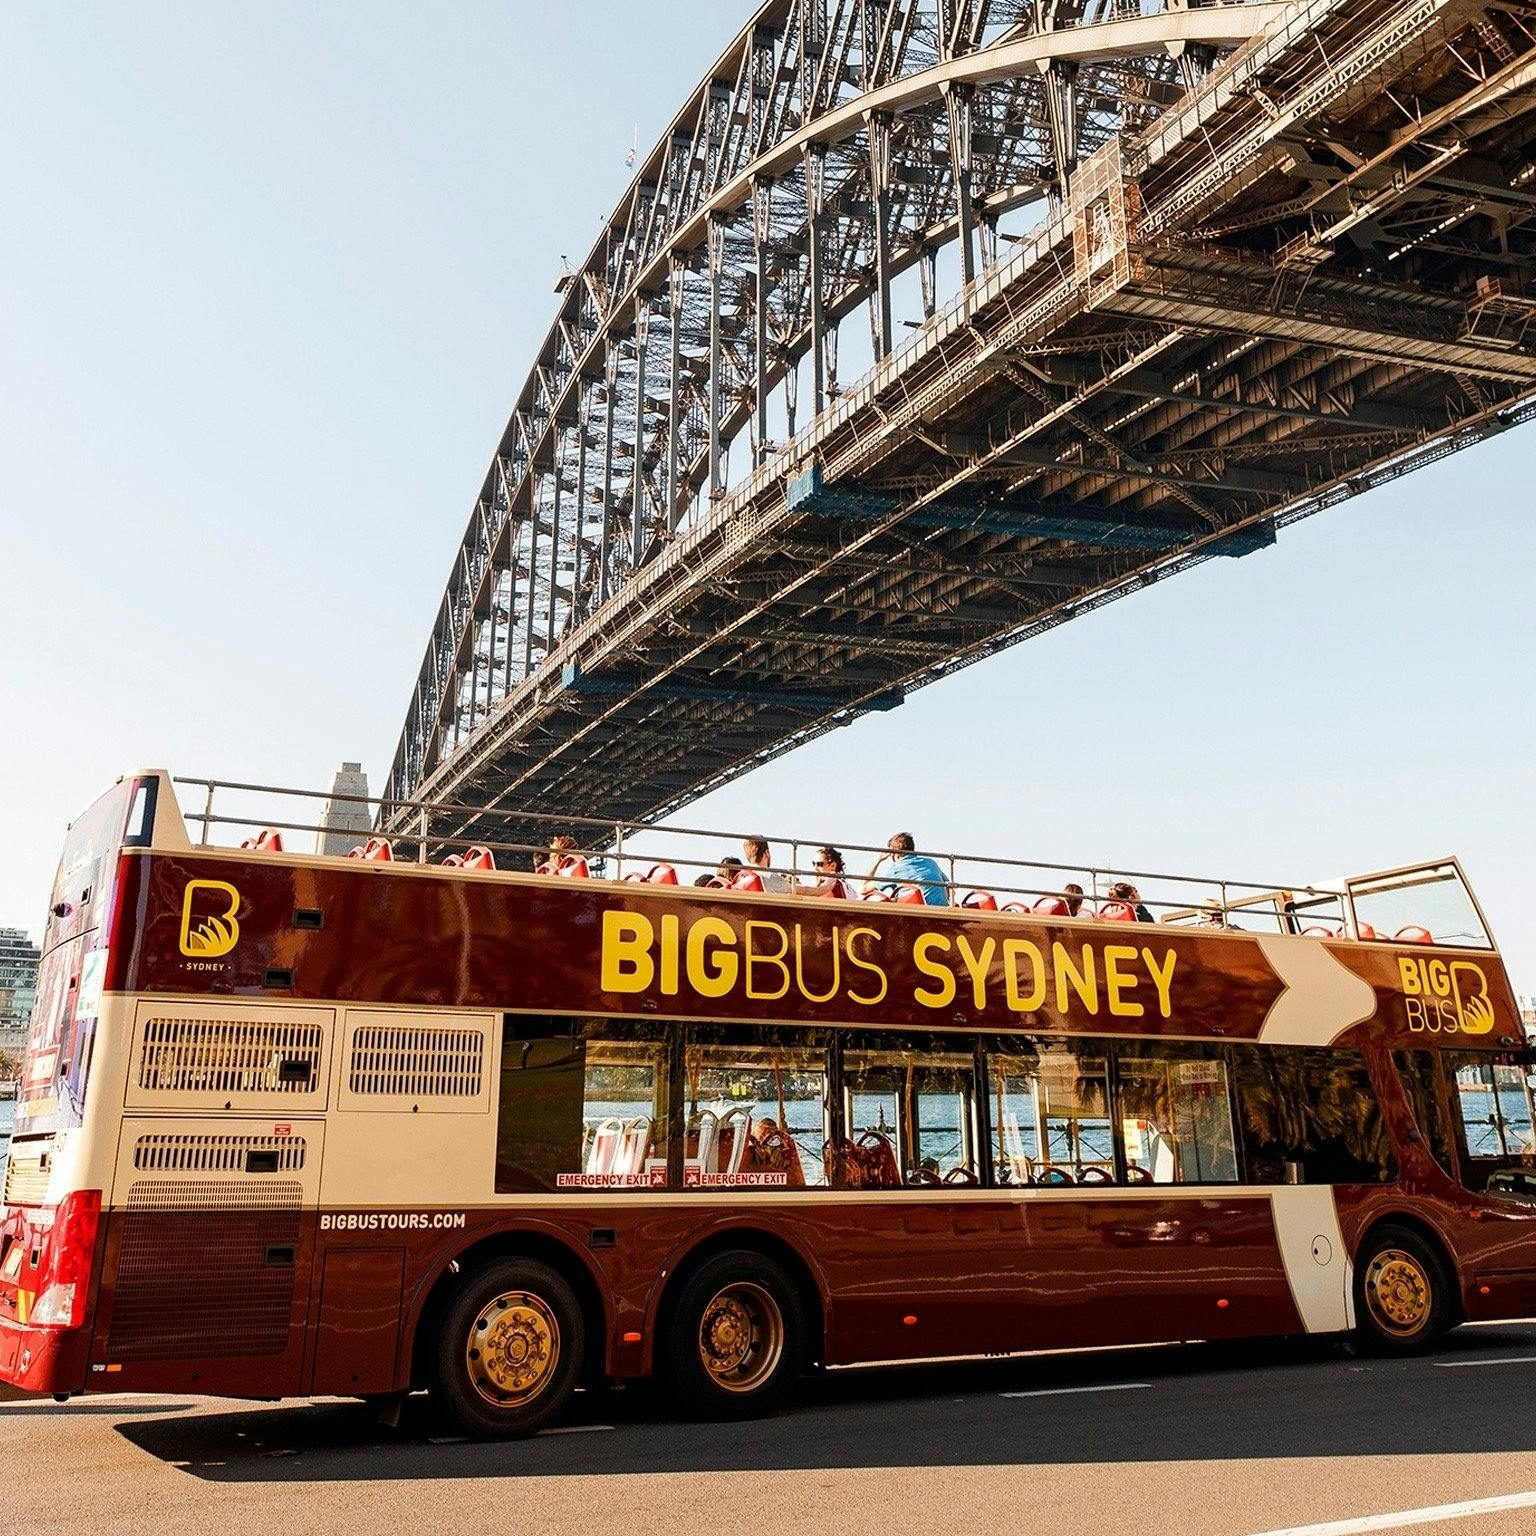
[19,776,155,1134]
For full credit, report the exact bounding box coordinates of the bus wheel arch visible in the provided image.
[654,1226,827,1378]
[1352,1213,1459,1350]
[410,1230,608,1393]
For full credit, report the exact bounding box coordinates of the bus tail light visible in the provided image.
[28,1190,101,1330]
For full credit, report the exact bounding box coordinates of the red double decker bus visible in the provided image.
[2,770,1532,1437]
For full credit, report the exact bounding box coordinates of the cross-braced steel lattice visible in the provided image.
[384,0,1536,852]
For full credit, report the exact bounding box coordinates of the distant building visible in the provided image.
[316,762,371,856]
[0,928,40,1053]
[1520,994,1536,1040]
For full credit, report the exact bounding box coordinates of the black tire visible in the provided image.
[1353,1224,1452,1354]
[429,1258,585,1438]
[664,1250,807,1419]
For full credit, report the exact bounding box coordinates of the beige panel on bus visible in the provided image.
[111,1115,325,1210]
[335,1008,494,1116]
[125,1000,335,1114]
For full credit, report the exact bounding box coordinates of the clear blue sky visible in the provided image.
[2,3,1533,991]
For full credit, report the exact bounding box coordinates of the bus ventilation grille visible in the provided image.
[2,1141,51,1206]
[137,1016,325,1095]
[348,1025,485,1098]
[110,1182,302,1362]
[132,1133,307,1173]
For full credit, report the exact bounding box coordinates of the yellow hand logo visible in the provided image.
[178,880,242,958]
[1452,962,1495,1035]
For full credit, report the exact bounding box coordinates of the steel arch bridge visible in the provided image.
[385,0,1536,844]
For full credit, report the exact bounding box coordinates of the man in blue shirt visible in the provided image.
[864,832,951,905]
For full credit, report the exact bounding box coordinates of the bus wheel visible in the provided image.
[665,1251,806,1418]
[1354,1225,1449,1353]
[430,1258,585,1438]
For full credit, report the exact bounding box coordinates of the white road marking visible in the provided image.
[537,1423,615,1435]
[1434,1355,1536,1369]
[1249,1489,1536,1534]
[999,1382,1150,1399]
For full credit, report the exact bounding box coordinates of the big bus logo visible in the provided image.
[1398,956,1495,1035]
[178,879,242,958]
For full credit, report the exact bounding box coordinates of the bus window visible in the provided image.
[841,1039,978,1188]
[985,1038,1110,1187]
[1231,1047,1396,1184]
[1393,1050,1456,1177]
[682,1035,830,1188]
[1114,1044,1238,1184]
[1348,863,1492,949]
[1448,1056,1536,1161]
[495,1018,670,1193]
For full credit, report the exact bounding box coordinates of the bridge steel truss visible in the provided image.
[385,0,1536,850]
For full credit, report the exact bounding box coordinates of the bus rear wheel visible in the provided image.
[1354,1225,1450,1353]
[665,1250,806,1418]
[430,1258,585,1438]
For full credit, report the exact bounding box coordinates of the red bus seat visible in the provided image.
[960,890,998,911]
[730,870,764,893]
[1096,901,1136,922]
[462,846,496,871]
[861,888,892,902]
[241,829,284,852]
[441,854,464,868]
[894,884,926,906]
[1300,925,1338,938]
[1394,924,1434,944]
[1355,923,1379,940]
[1033,896,1070,917]
[348,837,393,861]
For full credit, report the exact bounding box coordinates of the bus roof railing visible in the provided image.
[167,773,1377,937]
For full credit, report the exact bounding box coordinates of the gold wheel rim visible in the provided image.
[697,1281,784,1395]
[465,1290,560,1408]
[1364,1249,1432,1337]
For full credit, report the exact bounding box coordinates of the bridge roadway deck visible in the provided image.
[390,0,1536,853]
[8,1322,1536,1535]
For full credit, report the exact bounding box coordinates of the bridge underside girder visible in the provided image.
[387,0,1536,854]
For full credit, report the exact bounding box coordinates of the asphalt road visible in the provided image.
[8,1324,1536,1536]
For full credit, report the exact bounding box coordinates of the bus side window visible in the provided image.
[1231,1047,1396,1185]
[681,1034,830,1188]
[985,1038,1110,1188]
[1448,1056,1536,1166]
[842,1036,979,1189]
[1392,1050,1456,1176]
[1114,1043,1238,1185]
[495,1018,671,1193]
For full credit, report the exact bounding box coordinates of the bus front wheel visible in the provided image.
[1353,1224,1450,1353]
[429,1258,585,1438]
[664,1250,807,1418]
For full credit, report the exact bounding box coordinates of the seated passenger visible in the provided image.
[1064,881,1087,917]
[538,834,582,875]
[1109,881,1154,923]
[865,832,950,906]
[715,855,744,885]
[742,835,790,894]
[798,845,851,900]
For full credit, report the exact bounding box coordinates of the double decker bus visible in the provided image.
[1,769,1532,1438]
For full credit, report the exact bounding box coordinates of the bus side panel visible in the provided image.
[87,1207,319,1399]
[807,1192,1302,1364]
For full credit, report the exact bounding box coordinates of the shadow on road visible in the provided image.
[114,1324,1536,1482]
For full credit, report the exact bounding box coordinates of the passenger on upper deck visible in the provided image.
[1064,882,1086,917]
[1109,881,1155,923]
[743,836,790,894]
[716,856,744,882]
[798,845,851,900]
[538,835,583,875]
[866,833,951,906]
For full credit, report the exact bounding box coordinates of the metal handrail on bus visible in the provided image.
[170,774,1354,934]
